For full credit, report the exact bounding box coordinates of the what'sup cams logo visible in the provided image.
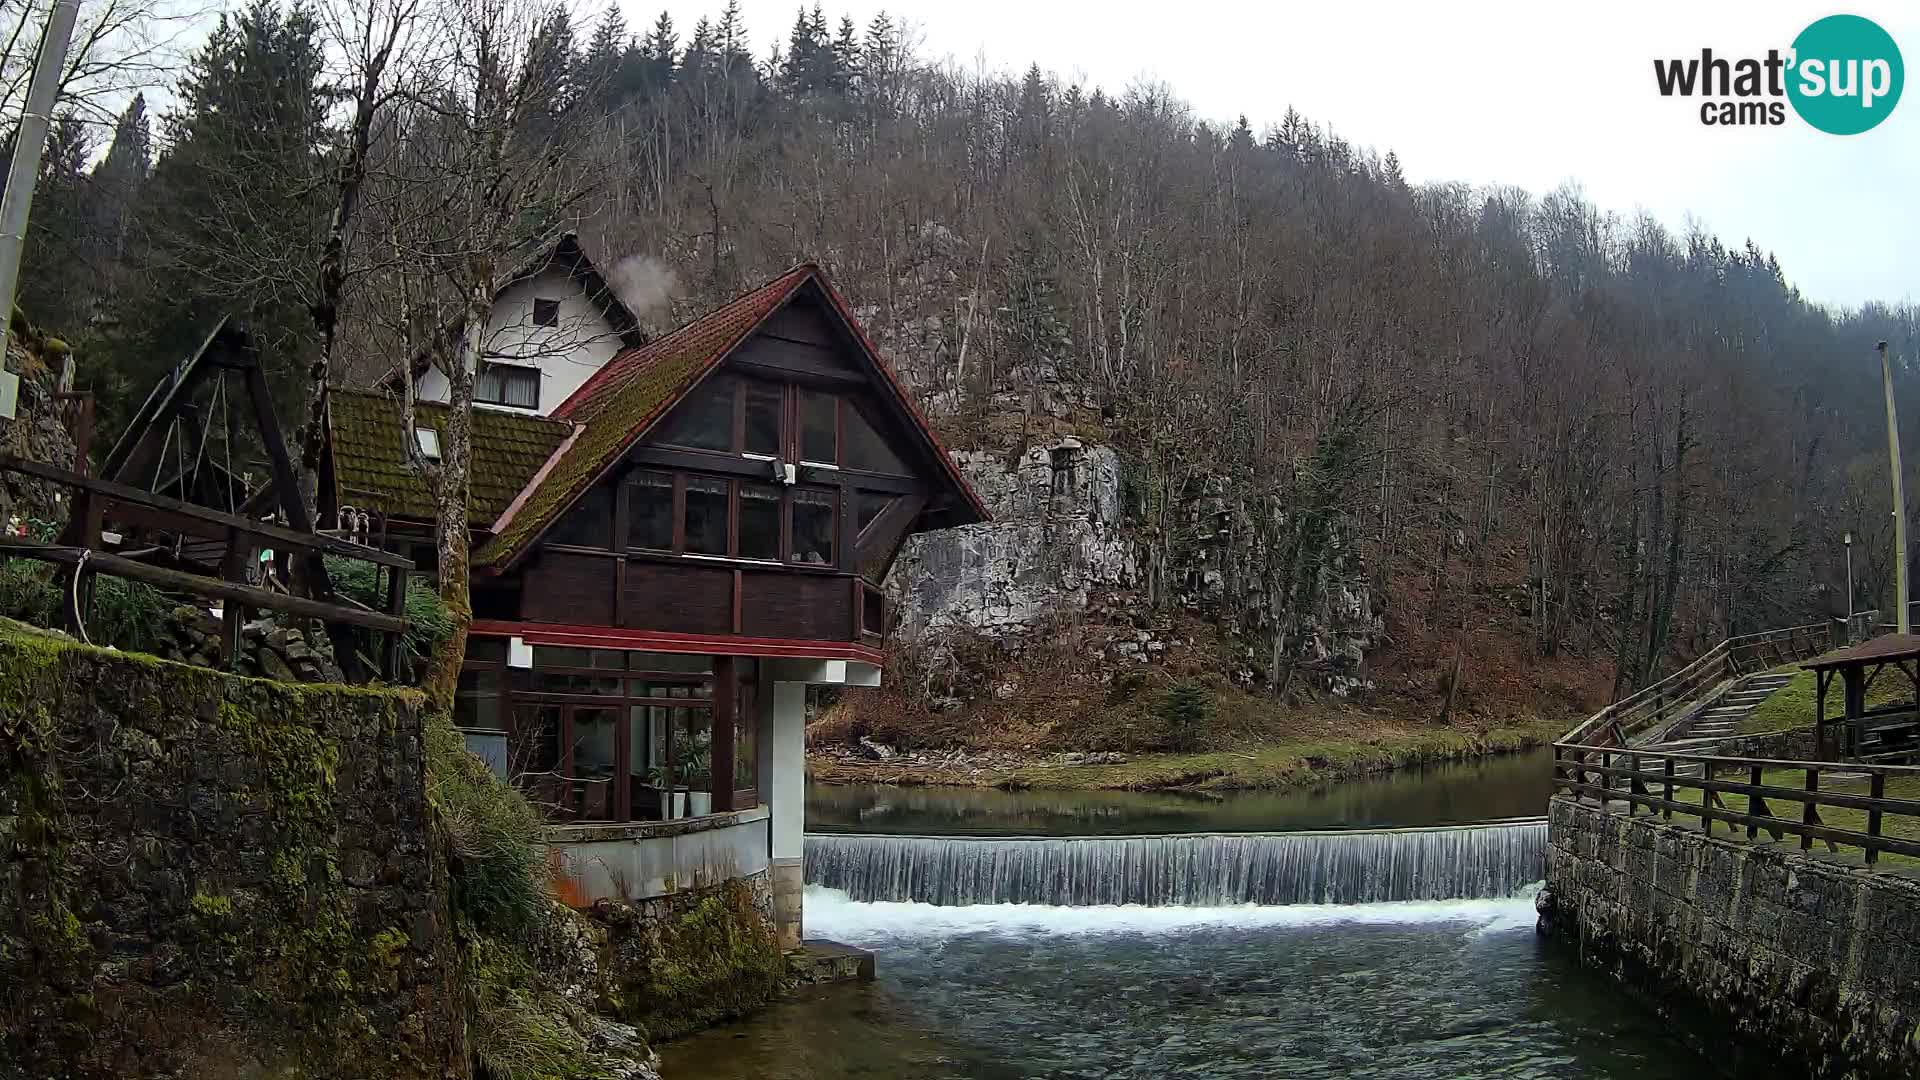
[1654,14,1903,134]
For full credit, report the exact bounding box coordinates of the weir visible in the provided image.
[805,818,1544,906]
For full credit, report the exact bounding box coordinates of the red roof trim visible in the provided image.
[470,619,885,664]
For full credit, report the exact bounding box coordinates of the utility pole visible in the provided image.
[1881,341,1910,635]
[0,0,83,354]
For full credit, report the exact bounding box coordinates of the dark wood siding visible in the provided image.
[761,300,840,347]
[520,551,616,625]
[729,334,853,380]
[623,561,733,635]
[740,569,850,641]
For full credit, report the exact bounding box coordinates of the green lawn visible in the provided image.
[1740,667,1915,734]
[1649,765,1920,866]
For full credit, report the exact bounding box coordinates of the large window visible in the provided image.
[549,483,613,548]
[457,643,756,824]
[684,477,729,555]
[476,362,540,409]
[627,470,674,549]
[651,374,912,477]
[624,473,837,567]
[799,389,837,463]
[657,375,737,451]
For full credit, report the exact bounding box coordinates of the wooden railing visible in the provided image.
[1561,622,1837,748]
[1552,746,1920,864]
[0,453,412,678]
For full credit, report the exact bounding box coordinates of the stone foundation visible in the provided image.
[771,857,804,950]
[1544,795,1920,1079]
[591,872,786,1043]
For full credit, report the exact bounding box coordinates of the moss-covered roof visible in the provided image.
[473,266,814,566]
[327,387,571,523]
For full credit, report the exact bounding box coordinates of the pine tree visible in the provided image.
[832,15,860,94]
[16,113,94,334]
[579,6,630,110]
[522,9,580,134]
[90,94,151,260]
[102,0,329,430]
[641,11,677,93]
[1015,63,1050,153]
[1382,150,1406,188]
[1228,114,1255,154]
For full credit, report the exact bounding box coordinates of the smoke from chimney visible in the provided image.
[607,255,678,336]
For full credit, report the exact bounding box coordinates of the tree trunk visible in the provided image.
[420,282,486,712]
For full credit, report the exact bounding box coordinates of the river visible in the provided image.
[662,751,1709,1079]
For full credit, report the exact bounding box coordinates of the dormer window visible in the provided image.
[532,297,561,327]
[476,362,540,410]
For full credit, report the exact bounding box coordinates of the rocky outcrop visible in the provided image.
[891,438,1132,639]
[0,336,79,529]
[886,434,1382,695]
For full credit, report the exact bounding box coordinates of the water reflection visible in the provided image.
[807,748,1554,836]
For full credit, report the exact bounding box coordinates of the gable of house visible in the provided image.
[474,265,985,572]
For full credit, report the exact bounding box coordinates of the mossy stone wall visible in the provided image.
[591,872,786,1043]
[0,622,467,1079]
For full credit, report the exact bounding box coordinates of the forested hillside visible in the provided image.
[13,0,1920,737]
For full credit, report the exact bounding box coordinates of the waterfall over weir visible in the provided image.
[804,819,1545,907]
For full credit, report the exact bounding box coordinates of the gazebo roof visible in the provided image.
[1804,633,1920,671]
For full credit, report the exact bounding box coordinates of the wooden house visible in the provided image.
[321,253,986,941]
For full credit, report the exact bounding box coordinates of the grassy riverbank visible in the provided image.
[809,716,1565,792]
[1740,667,1908,735]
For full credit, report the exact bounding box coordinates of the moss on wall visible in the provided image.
[597,876,787,1043]
[0,619,466,1079]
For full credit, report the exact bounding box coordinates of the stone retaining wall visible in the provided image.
[1543,795,1920,1079]
[0,621,465,1079]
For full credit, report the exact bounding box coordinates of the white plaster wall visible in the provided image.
[413,266,624,416]
[551,808,772,903]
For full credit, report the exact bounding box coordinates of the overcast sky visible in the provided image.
[631,0,1918,310]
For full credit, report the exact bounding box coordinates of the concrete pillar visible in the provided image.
[767,679,807,950]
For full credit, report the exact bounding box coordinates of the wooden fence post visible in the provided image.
[1802,768,1818,851]
[1867,772,1886,865]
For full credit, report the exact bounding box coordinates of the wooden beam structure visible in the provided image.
[0,538,406,633]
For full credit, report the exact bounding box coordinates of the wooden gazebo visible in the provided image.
[1805,634,1920,760]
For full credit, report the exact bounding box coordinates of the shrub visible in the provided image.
[1158,679,1214,751]
[0,558,170,653]
[426,715,547,937]
[326,556,450,681]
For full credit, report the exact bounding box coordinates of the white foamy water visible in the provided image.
[804,883,1542,945]
[805,821,1546,907]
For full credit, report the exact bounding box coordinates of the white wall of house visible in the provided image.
[414,266,624,417]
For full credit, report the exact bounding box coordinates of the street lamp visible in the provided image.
[1844,531,1854,623]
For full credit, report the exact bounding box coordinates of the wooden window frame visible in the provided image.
[475,361,541,410]
[463,646,755,824]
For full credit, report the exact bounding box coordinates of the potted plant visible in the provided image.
[643,765,685,818]
[676,740,713,817]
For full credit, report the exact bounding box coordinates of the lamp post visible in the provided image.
[1880,341,1910,635]
[1844,530,1855,621]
